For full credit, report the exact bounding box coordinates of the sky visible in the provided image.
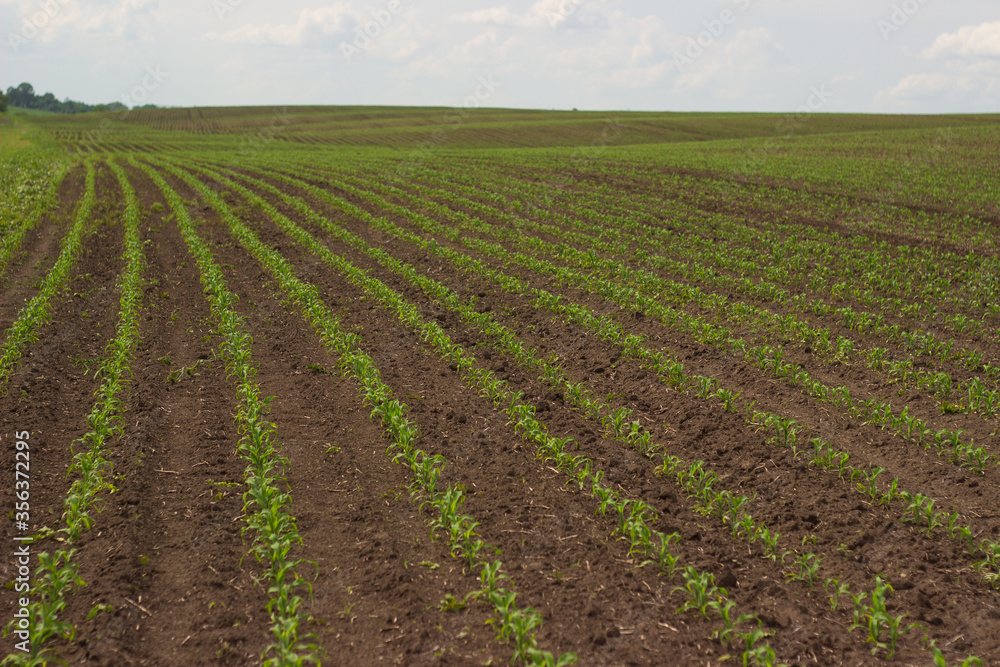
[1,0,998,114]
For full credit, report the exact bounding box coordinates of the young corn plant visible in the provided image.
[715,387,742,412]
[825,579,851,611]
[2,159,145,667]
[602,406,633,438]
[674,567,723,618]
[0,160,97,390]
[141,161,319,666]
[165,159,579,666]
[640,531,681,576]
[785,552,822,589]
[857,467,883,501]
[737,624,776,667]
[217,163,806,655]
[974,540,1000,588]
[864,577,911,658]
[709,598,759,646]
[2,550,84,666]
[930,643,983,666]
[849,589,869,631]
[879,477,900,506]
[768,417,800,449]
[899,491,944,536]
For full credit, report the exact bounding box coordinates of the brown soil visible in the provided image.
[4,153,999,667]
[0,164,85,319]
[225,162,1000,663]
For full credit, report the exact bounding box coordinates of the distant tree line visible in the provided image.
[1,82,156,114]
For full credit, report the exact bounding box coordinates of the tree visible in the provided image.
[36,91,58,111]
[2,81,118,114]
[6,82,35,108]
[0,93,8,113]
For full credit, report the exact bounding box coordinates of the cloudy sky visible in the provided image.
[1,0,998,113]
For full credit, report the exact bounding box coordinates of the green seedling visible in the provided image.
[825,579,850,611]
[786,552,822,588]
[674,567,722,618]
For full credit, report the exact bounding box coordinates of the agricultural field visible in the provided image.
[1,106,1000,666]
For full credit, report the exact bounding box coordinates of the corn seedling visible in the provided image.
[674,567,723,618]
[786,552,822,588]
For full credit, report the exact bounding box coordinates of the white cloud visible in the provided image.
[207,4,358,47]
[880,72,973,99]
[76,0,158,36]
[923,20,1000,59]
[396,7,670,92]
[203,3,423,61]
[2,0,159,45]
[877,20,1000,111]
[532,11,680,91]
[450,0,598,30]
[673,27,793,102]
[875,60,1000,111]
[450,6,521,26]
[392,53,450,79]
[4,0,998,113]
[450,29,519,65]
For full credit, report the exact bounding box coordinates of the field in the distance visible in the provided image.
[1,106,1000,666]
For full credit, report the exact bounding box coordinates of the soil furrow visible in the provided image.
[0,162,128,657]
[0,164,85,327]
[199,165,944,664]
[57,164,271,666]
[228,167,1000,660]
[148,164,516,665]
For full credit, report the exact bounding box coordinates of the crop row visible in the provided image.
[410,158,1000,341]
[0,160,96,390]
[432,177,996,454]
[215,159,976,661]
[424,166,1000,383]
[289,165,996,479]
[137,160,318,666]
[530,152,999,309]
[154,157,581,666]
[413,184,1000,462]
[376,165,1000,400]
[0,161,72,282]
[2,159,143,666]
[174,157,809,664]
[261,161,1000,602]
